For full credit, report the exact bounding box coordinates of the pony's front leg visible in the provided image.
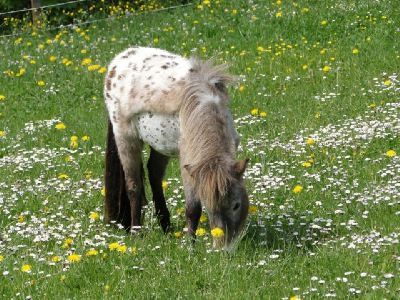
[184,187,202,240]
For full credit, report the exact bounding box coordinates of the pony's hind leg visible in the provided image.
[112,121,144,231]
[147,148,170,232]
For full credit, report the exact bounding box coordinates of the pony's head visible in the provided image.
[184,158,249,250]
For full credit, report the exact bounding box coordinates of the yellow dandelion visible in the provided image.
[257,46,264,52]
[199,214,207,223]
[211,227,225,238]
[108,242,120,251]
[88,64,101,71]
[162,180,168,190]
[276,11,282,17]
[368,102,376,109]
[0,254,4,262]
[293,185,303,194]
[86,249,99,256]
[18,215,25,223]
[89,211,100,221]
[259,111,267,117]
[81,49,88,54]
[58,174,69,180]
[16,68,26,77]
[384,79,391,86]
[70,136,78,149]
[232,9,238,15]
[249,205,258,214]
[0,131,6,137]
[49,55,57,62]
[81,135,90,141]
[290,296,301,300]
[60,275,66,282]
[55,122,66,130]
[153,37,159,44]
[250,108,259,116]
[306,137,315,145]
[116,245,127,253]
[352,48,359,54]
[81,58,92,66]
[67,253,81,263]
[0,95,5,101]
[302,64,308,70]
[322,65,331,73]
[238,85,245,92]
[320,20,328,26]
[195,228,206,236]
[37,80,46,87]
[130,247,137,255]
[62,238,73,248]
[51,255,61,262]
[101,187,106,197]
[386,150,396,157]
[21,264,32,273]
[98,67,107,74]
[174,231,182,238]
[302,161,312,168]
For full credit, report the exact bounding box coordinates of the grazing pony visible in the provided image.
[104,47,249,249]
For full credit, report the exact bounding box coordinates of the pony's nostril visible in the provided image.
[233,202,240,211]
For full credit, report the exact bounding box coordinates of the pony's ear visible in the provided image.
[233,158,249,178]
[184,164,193,176]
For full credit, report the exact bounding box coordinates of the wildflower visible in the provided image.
[98,67,107,74]
[320,20,328,26]
[58,174,69,180]
[293,185,303,194]
[290,296,301,300]
[200,214,207,223]
[386,150,396,157]
[0,255,4,262]
[195,228,206,236]
[211,227,225,238]
[21,264,32,273]
[153,37,159,44]
[174,231,182,238]
[130,247,137,255]
[70,136,78,149]
[0,131,6,137]
[49,56,56,62]
[81,58,92,66]
[18,215,25,223]
[232,9,238,15]
[302,161,312,168]
[238,85,245,92]
[51,255,61,262]
[82,135,90,141]
[80,49,88,54]
[248,205,258,214]
[67,254,81,263]
[108,242,120,251]
[250,108,259,116]
[306,137,315,145]
[60,275,66,282]
[384,79,391,86]
[104,284,110,292]
[259,111,267,117]
[37,80,46,86]
[88,64,101,71]
[62,238,73,248]
[101,187,106,197]
[322,65,331,73]
[352,48,359,54]
[86,249,99,256]
[89,211,100,221]
[16,68,26,77]
[117,245,127,253]
[257,46,264,52]
[302,64,308,70]
[162,180,168,190]
[368,102,376,109]
[55,122,66,130]
[301,8,309,13]
[276,11,282,18]
[0,95,5,101]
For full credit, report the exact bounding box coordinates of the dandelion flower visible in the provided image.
[89,211,100,221]
[62,238,73,248]
[108,242,120,251]
[162,180,168,190]
[238,85,245,92]
[0,255,4,262]
[55,122,66,130]
[322,65,331,73]
[200,214,207,223]
[153,37,159,44]
[116,245,127,253]
[384,79,391,86]
[250,108,259,116]
[37,80,46,86]
[174,231,182,238]
[101,187,106,197]
[195,228,206,236]
[306,137,315,145]
[0,95,5,101]
[302,161,312,168]
[67,254,81,263]
[276,11,282,18]
[0,131,6,137]
[21,264,32,273]
[386,150,396,157]
[290,296,301,300]
[86,249,99,256]
[49,56,56,62]
[51,255,61,262]
[98,67,107,74]
[58,174,69,180]
[81,58,92,66]
[320,20,328,26]
[259,111,267,117]
[352,48,359,54]
[248,205,258,214]
[88,64,101,71]
[130,247,137,255]
[81,135,90,141]
[293,185,303,194]
[211,227,225,238]
[70,136,78,149]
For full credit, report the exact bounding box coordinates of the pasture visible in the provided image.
[0,0,399,298]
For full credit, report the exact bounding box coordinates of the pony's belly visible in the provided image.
[135,113,180,156]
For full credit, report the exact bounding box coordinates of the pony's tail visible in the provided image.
[104,120,131,229]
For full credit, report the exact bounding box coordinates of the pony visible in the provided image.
[104,46,249,249]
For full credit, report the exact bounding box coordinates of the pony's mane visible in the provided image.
[179,59,236,210]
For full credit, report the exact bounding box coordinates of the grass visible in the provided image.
[0,0,399,298]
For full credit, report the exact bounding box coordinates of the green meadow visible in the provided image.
[0,0,399,298]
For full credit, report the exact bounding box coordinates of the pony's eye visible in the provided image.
[233,202,240,211]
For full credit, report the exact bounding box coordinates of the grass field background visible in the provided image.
[0,0,399,298]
